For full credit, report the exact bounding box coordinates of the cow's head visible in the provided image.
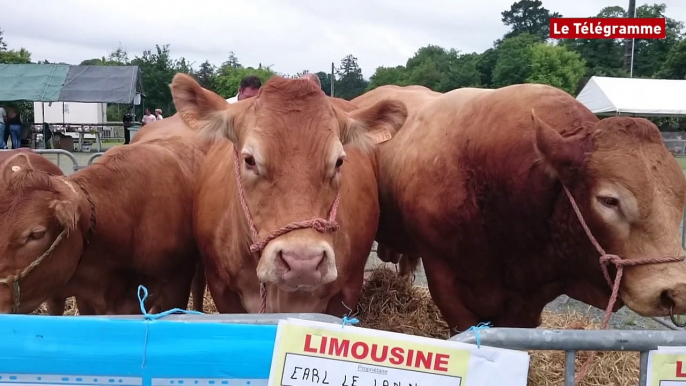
[172,74,407,291]
[533,112,686,318]
[0,154,85,313]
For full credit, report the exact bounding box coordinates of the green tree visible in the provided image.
[632,3,685,78]
[222,51,241,69]
[439,53,482,90]
[368,65,408,90]
[0,28,31,64]
[214,64,276,99]
[658,39,686,79]
[492,33,543,87]
[195,60,217,91]
[130,44,193,115]
[501,0,562,40]
[474,48,499,87]
[315,71,333,96]
[527,43,586,94]
[335,54,368,100]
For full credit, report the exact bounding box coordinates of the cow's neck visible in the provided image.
[548,182,616,310]
[67,166,139,268]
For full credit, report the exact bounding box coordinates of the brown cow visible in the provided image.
[131,108,209,312]
[352,85,441,277]
[0,136,204,314]
[0,149,80,315]
[170,74,408,314]
[355,83,686,332]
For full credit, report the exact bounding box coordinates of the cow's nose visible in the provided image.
[276,246,327,288]
[660,283,686,314]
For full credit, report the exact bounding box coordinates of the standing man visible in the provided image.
[141,109,156,126]
[226,75,261,104]
[122,108,134,145]
[154,108,164,120]
[0,105,6,149]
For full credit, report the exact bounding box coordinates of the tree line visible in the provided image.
[1,1,686,128]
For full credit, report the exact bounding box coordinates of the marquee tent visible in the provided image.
[576,76,686,117]
[0,64,143,104]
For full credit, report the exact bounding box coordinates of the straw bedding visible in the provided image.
[35,266,639,386]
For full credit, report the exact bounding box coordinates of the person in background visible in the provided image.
[122,109,134,145]
[6,106,22,149]
[155,108,164,120]
[226,75,261,104]
[141,108,156,126]
[0,105,6,149]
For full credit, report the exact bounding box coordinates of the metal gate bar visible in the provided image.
[450,328,686,386]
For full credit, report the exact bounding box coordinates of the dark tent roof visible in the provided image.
[0,64,143,103]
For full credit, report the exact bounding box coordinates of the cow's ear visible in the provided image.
[170,73,239,143]
[531,109,590,179]
[342,99,408,152]
[49,198,80,232]
[1,153,34,183]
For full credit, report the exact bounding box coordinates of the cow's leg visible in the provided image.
[421,255,479,335]
[74,297,97,315]
[190,260,206,312]
[205,270,246,313]
[45,297,66,315]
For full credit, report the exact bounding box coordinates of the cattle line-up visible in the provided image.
[1,74,685,338]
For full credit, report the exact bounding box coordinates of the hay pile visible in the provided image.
[357,266,640,386]
[33,266,640,385]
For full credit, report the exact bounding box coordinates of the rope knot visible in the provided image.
[599,254,622,267]
[249,242,262,254]
[313,219,340,233]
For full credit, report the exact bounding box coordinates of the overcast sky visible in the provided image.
[3,0,686,78]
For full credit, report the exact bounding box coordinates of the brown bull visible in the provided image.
[170,74,408,314]
[353,85,441,276]
[0,137,204,314]
[355,83,686,333]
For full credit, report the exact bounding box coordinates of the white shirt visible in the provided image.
[226,93,239,104]
[0,107,5,123]
[156,114,164,120]
[142,114,156,125]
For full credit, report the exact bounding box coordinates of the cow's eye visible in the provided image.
[244,156,256,168]
[27,229,47,242]
[598,196,620,208]
[335,157,344,169]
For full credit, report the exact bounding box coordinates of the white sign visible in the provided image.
[267,318,530,386]
[647,346,686,386]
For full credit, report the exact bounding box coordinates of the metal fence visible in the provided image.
[451,328,686,386]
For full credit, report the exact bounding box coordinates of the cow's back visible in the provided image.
[383,84,597,251]
[352,85,440,118]
[132,114,196,144]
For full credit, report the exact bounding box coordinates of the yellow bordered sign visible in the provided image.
[267,318,529,386]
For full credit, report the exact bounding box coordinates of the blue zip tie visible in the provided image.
[342,314,359,328]
[137,285,204,320]
[466,322,491,348]
[137,284,204,368]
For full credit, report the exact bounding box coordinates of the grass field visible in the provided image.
[677,157,686,171]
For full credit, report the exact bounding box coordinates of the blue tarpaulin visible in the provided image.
[0,314,277,386]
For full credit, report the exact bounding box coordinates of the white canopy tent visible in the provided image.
[576,76,686,117]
